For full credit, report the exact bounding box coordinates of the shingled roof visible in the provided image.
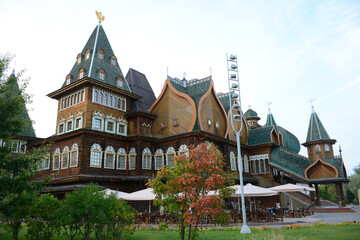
[126,68,156,113]
[63,24,131,92]
[278,126,301,153]
[248,126,274,146]
[244,108,260,120]
[305,107,331,143]
[264,109,279,132]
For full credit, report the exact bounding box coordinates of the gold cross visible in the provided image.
[96,11,105,23]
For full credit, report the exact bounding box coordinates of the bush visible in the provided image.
[25,194,62,240]
[158,223,169,231]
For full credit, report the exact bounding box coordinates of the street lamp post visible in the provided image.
[226,53,251,234]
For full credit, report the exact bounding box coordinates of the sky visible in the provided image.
[1,0,359,174]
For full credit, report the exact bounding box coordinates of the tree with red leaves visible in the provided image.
[148,142,235,240]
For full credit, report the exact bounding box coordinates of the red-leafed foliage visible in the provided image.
[148,142,235,240]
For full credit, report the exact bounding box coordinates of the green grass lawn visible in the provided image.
[1,224,360,240]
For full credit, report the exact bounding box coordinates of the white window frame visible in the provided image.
[244,155,249,173]
[129,148,136,170]
[19,141,27,153]
[324,144,330,152]
[117,148,127,170]
[154,149,164,170]
[105,119,116,134]
[230,151,236,171]
[66,119,74,132]
[142,147,152,170]
[92,114,104,131]
[178,144,189,156]
[90,143,102,168]
[70,143,79,168]
[315,145,321,152]
[74,116,83,130]
[53,148,61,170]
[61,146,70,169]
[166,147,176,167]
[104,146,115,169]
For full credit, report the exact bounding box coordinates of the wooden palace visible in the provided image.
[26,21,348,207]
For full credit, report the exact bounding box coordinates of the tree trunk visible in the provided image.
[187,224,192,240]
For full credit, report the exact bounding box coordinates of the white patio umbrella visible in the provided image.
[269,183,314,210]
[231,183,278,212]
[121,188,156,213]
[102,188,128,199]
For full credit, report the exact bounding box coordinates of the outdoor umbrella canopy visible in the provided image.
[269,183,311,192]
[102,189,128,199]
[231,183,278,197]
[120,188,156,201]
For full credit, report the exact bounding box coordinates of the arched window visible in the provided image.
[78,68,84,79]
[178,144,189,156]
[117,77,124,88]
[142,147,152,170]
[98,49,104,61]
[154,149,164,170]
[66,75,71,85]
[265,159,270,173]
[111,56,117,66]
[85,49,90,60]
[166,147,176,167]
[108,95,112,106]
[104,146,115,169]
[98,92,103,103]
[70,143,79,167]
[244,155,249,173]
[90,143,102,168]
[230,151,236,171]
[251,160,255,174]
[128,148,136,170]
[324,144,330,152]
[61,146,70,169]
[117,148,126,170]
[93,90,98,103]
[113,97,116,108]
[53,148,61,170]
[255,159,260,174]
[315,145,321,152]
[98,69,105,81]
[77,53,82,64]
[103,94,107,105]
[121,99,126,111]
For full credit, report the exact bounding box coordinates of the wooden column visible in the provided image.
[335,183,346,207]
[309,184,315,206]
[314,184,320,206]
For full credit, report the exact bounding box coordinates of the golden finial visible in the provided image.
[95,11,105,23]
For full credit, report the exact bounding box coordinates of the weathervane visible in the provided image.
[265,101,272,111]
[307,97,316,112]
[96,11,105,23]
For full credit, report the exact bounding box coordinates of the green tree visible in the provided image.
[26,194,62,240]
[318,185,338,203]
[148,142,235,240]
[0,54,48,240]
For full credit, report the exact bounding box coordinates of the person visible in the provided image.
[276,202,281,210]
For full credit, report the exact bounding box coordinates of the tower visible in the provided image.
[243,107,260,129]
[302,106,336,160]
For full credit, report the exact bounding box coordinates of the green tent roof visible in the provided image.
[63,24,131,92]
[306,107,331,143]
[244,108,259,119]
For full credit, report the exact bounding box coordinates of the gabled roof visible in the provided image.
[305,107,331,143]
[63,24,131,92]
[126,68,156,113]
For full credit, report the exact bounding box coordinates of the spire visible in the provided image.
[264,103,278,132]
[63,21,132,92]
[305,106,330,142]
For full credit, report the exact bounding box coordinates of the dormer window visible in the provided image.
[173,119,179,127]
[111,56,117,66]
[98,69,105,81]
[215,121,219,129]
[117,77,124,88]
[66,75,71,85]
[161,121,167,128]
[85,49,90,60]
[78,68,84,80]
[98,50,104,61]
[77,54,82,64]
[208,119,212,127]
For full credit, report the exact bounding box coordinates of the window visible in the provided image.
[60,88,85,111]
[98,92,103,103]
[215,121,219,129]
[85,49,90,60]
[66,120,73,132]
[325,144,330,152]
[251,160,255,174]
[58,123,65,134]
[99,70,105,81]
[260,159,265,173]
[77,54,81,64]
[70,143,79,167]
[117,148,126,170]
[315,145,321,152]
[104,146,115,169]
[208,119,212,127]
[108,96,112,106]
[166,147,176,167]
[111,56,117,66]
[98,50,104,60]
[154,149,164,170]
[265,159,270,173]
[19,141,26,153]
[129,148,136,170]
[78,68,84,79]
[244,155,249,173]
[74,117,82,129]
[117,118,127,136]
[106,121,114,132]
[61,146,70,169]
[103,94,107,105]
[93,90,98,102]
[11,141,18,153]
[121,99,126,111]
[230,151,236,171]
[173,119,179,127]
[66,75,71,85]
[142,147,152,170]
[94,118,102,129]
[105,115,116,134]
[161,121,167,128]
[90,144,102,168]
[117,78,123,88]
[178,144,189,156]
[53,148,61,170]
[254,160,260,174]
[39,154,50,171]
